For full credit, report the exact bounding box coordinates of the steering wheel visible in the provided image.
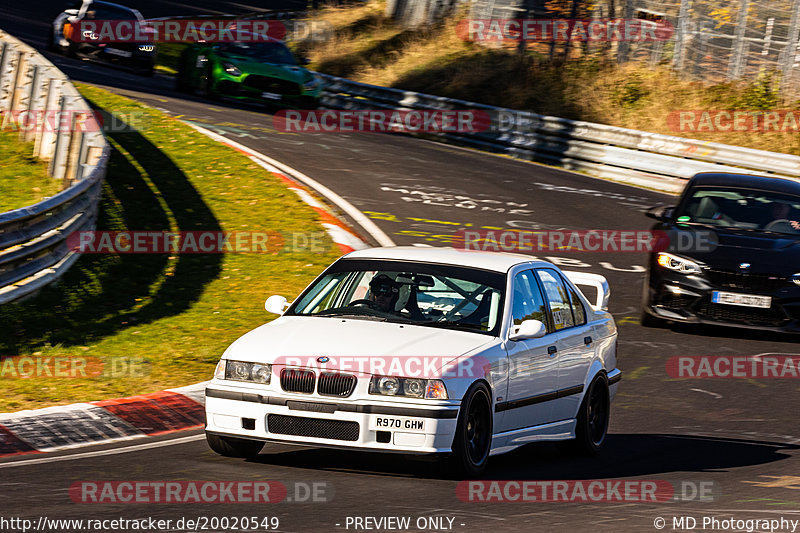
[349,299,380,310]
[765,218,792,231]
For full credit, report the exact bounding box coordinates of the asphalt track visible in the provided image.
[2,5,800,532]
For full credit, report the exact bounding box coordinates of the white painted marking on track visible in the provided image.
[0,434,206,469]
[186,122,395,247]
[689,388,723,399]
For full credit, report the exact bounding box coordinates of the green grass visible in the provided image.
[0,130,62,212]
[0,84,342,412]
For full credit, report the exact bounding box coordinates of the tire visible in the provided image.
[558,375,610,456]
[449,382,493,477]
[175,69,191,92]
[201,65,218,100]
[640,310,665,328]
[640,274,665,328]
[206,432,264,458]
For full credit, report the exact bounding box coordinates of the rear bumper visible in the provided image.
[204,386,460,454]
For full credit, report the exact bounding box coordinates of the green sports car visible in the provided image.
[176,39,322,108]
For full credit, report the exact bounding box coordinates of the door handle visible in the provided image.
[584,336,593,345]
[547,345,558,356]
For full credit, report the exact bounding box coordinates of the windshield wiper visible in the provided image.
[413,320,485,332]
[312,308,390,320]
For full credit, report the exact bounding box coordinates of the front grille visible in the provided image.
[706,269,786,292]
[696,299,789,327]
[280,368,315,394]
[242,75,301,95]
[317,372,356,397]
[658,292,698,310]
[267,414,359,441]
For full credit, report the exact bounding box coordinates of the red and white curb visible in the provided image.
[0,382,208,457]
[185,121,396,251]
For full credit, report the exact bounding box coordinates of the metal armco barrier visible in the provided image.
[318,74,800,194]
[0,30,109,305]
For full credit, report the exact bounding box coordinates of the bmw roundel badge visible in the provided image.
[317,356,329,363]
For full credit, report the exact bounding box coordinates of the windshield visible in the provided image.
[287,259,506,335]
[85,4,139,20]
[218,42,296,65]
[675,187,800,235]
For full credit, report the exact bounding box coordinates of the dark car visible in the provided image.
[642,172,800,332]
[48,0,156,76]
[175,39,322,108]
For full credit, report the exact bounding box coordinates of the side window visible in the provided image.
[535,269,575,330]
[568,286,586,325]
[511,270,548,328]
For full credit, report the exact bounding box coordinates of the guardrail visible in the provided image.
[318,74,800,194]
[0,30,109,305]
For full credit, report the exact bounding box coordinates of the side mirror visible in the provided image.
[265,295,288,315]
[645,205,674,221]
[509,319,547,341]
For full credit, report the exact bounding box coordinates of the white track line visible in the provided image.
[0,434,206,469]
[185,122,395,247]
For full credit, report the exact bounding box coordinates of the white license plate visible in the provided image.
[105,48,132,58]
[369,415,426,433]
[711,291,772,308]
[261,91,281,100]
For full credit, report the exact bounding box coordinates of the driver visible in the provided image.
[368,274,400,313]
[367,274,426,320]
[769,202,800,230]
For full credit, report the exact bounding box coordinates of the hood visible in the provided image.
[674,225,800,275]
[218,54,309,82]
[222,316,495,374]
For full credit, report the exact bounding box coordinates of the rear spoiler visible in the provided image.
[562,271,610,311]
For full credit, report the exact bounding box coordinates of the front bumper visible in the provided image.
[213,73,320,106]
[644,266,800,332]
[204,385,460,454]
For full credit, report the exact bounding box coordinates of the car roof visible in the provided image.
[88,0,136,13]
[343,246,552,273]
[690,172,800,195]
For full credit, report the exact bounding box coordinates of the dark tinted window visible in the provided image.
[219,42,296,65]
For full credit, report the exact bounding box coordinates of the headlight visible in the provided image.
[369,376,448,399]
[656,252,701,275]
[138,44,155,52]
[219,359,271,384]
[223,62,242,76]
[792,273,800,287]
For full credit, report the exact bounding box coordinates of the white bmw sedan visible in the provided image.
[204,247,620,475]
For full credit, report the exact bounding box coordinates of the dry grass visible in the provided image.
[298,1,800,156]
